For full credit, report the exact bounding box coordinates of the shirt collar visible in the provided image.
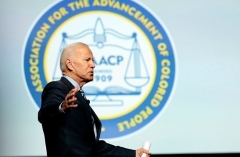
[63,75,80,91]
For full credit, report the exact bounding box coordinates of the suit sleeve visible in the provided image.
[97,140,135,157]
[38,81,67,123]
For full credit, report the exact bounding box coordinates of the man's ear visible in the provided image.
[66,59,74,71]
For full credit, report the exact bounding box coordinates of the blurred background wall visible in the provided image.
[0,0,240,156]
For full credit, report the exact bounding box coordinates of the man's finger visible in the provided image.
[68,104,78,108]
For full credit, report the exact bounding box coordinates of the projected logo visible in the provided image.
[23,0,176,138]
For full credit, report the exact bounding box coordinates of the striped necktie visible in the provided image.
[79,89,87,100]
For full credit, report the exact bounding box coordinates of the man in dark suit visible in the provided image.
[38,42,151,157]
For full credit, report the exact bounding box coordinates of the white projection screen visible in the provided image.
[0,0,240,156]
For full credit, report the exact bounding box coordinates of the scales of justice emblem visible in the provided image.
[23,0,175,138]
[52,17,151,111]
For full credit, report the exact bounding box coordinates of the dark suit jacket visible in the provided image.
[38,77,135,157]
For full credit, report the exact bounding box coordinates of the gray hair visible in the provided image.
[60,42,88,72]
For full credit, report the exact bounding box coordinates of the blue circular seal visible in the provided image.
[23,0,176,139]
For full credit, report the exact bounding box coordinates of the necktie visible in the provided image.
[79,89,87,100]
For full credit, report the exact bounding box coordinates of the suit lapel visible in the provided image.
[60,76,102,139]
[60,77,92,125]
[90,108,102,140]
[76,92,95,128]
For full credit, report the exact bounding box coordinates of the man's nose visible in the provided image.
[91,60,95,68]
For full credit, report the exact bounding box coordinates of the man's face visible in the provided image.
[71,45,95,83]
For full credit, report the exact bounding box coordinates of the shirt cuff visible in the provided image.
[59,102,65,113]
